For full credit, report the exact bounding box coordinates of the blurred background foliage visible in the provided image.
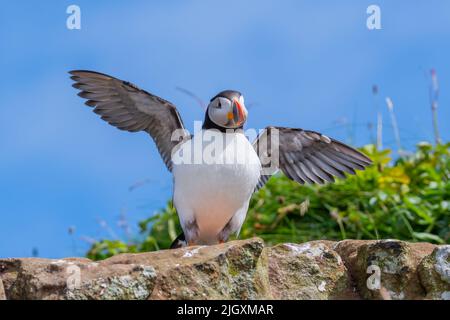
[87,142,450,260]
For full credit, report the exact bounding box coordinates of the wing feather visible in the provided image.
[70,70,190,171]
[253,126,372,191]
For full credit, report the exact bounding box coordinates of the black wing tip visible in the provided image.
[69,69,94,76]
[357,152,373,166]
[351,146,373,165]
[331,139,373,166]
[68,69,115,79]
[85,99,97,107]
[69,69,102,75]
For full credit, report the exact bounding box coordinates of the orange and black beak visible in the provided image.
[232,98,246,127]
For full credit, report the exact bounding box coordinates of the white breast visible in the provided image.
[172,130,261,244]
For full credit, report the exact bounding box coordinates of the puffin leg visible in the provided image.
[218,206,248,244]
[217,229,230,244]
[182,218,199,247]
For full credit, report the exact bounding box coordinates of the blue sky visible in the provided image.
[1,1,449,258]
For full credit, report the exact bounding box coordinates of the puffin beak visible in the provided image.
[232,98,245,126]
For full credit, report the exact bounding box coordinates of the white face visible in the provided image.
[207,95,247,128]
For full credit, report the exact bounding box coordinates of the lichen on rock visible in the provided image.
[350,240,433,300]
[418,245,450,300]
[65,264,157,300]
[265,241,354,299]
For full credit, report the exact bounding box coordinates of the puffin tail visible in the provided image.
[170,233,187,249]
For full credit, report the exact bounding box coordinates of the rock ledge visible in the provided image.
[1,238,449,300]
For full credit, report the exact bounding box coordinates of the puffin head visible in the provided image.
[205,90,248,130]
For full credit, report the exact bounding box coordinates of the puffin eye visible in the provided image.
[217,99,222,108]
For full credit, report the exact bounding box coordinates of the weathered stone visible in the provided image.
[0,256,154,300]
[0,238,268,300]
[0,238,446,300]
[265,241,355,299]
[418,245,450,300]
[348,240,435,300]
[145,237,269,299]
[0,278,6,300]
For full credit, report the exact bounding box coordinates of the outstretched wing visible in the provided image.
[253,126,372,191]
[69,70,190,171]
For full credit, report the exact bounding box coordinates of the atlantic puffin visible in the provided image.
[69,70,372,248]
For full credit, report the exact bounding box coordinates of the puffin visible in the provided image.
[69,70,372,248]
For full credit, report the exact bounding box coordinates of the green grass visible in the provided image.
[86,142,450,260]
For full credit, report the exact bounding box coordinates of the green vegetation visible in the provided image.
[87,142,450,260]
